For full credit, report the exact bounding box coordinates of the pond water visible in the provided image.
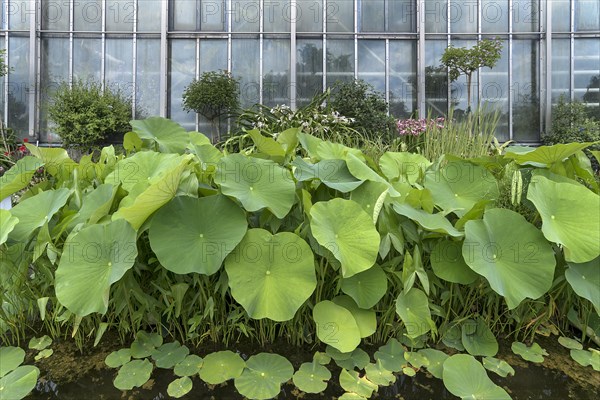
[26,335,599,400]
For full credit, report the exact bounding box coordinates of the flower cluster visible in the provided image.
[396,118,446,136]
[1,137,30,175]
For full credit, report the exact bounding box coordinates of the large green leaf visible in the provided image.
[9,188,71,242]
[313,300,361,353]
[395,288,433,338]
[114,359,153,390]
[150,195,247,275]
[55,219,138,316]
[0,210,18,245]
[167,376,193,398]
[0,365,39,400]
[341,265,387,308]
[130,117,190,153]
[570,349,600,371]
[199,351,245,384]
[463,208,556,309]
[339,369,378,398]
[174,355,203,377]
[527,175,600,263]
[0,347,25,378]
[442,354,511,399]
[0,156,44,199]
[310,199,380,278]
[331,295,376,338]
[68,184,117,229]
[418,349,448,379]
[292,158,363,193]
[225,229,316,321]
[364,361,396,386]
[234,353,294,400]
[565,258,600,311]
[105,349,132,368]
[293,361,331,393]
[333,348,370,370]
[392,202,463,237]
[379,152,431,184]
[130,331,163,359]
[461,318,498,357]
[25,145,77,181]
[424,161,499,217]
[431,240,478,284]
[105,151,184,192]
[248,129,286,161]
[215,154,296,218]
[483,357,515,378]
[151,341,190,369]
[511,342,547,363]
[505,142,595,166]
[374,338,405,372]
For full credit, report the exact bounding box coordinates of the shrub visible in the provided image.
[543,96,600,148]
[48,79,133,149]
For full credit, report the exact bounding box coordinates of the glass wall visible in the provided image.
[0,1,597,143]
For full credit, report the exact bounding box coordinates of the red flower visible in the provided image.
[23,138,29,143]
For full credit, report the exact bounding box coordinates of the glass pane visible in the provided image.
[358,40,385,93]
[263,39,290,107]
[7,37,28,139]
[425,0,447,33]
[9,1,30,29]
[389,0,416,32]
[138,0,162,32]
[297,0,322,32]
[552,0,570,32]
[136,39,161,117]
[264,0,290,32]
[232,39,260,107]
[425,40,447,117]
[389,40,416,118]
[512,40,540,141]
[173,0,197,30]
[512,0,539,32]
[480,40,509,141]
[199,40,227,73]
[551,39,570,102]
[42,0,69,30]
[199,0,225,31]
[449,40,477,115]
[105,39,134,99]
[360,0,384,32]
[574,39,600,115]
[169,40,196,130]
[40,38,69,142]
[232,0,259,32]
[326,39,354,87]
[73,38,102,81]
[450,0,477,33]
[75,0,102,31]
[297,39,323,105]
[106,0,135,31]
[1,0,7,30]
[482,0,508,33]
[575,0,600,31]
[327,0,353,32]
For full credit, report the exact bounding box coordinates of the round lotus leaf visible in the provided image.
[0,347,25,378]
[379,152,431,184]
[442,354,511,400]
[105,349,132,368]
[55,219,138,316]
[293,361,331,394]
[374,338,406,372]
[0,210,18,245]
[404,351,429,369]
[325,346,352,361]
[310,198,380,278]
[331,295,376,338]
[313,351,331,365]
[152,342,190,369]
[558,337,583,351]
[34,349,53,361]
[334,348,371,370]
[167,376,193,398]
[313,300,361,353]
[0,365,39,400]
[341,265,387,309]
[234,353,294,400]
[28,335,52,351]
[527,175,600,263]
[511,342,547,363]
[114,359,153,391]
[174,354,203,377]
[339,369,378,398]
[461,319,498,357]
[424,160,499,217]
[431,240,478,284]
[463,208,556,309]
[395,288,432,339]
[199,351,245,384]
[130,331,163,359]
[365,361,396,386]
[105,151,183,192]
[482,357,515,378]
[149,195,246,275]
[441,323,465,351]
[570,349,600,371]
[215,154,296,218]
[418,349,448,379]
[9,188,70,242]
[225,229,316,321]
[130,117,190,154]
[565,257,600,311]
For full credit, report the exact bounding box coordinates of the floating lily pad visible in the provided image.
[114,359,153,391]
[0,365,40,400]
[395,288,433,338]
[441,323,465,351]
[483,357,515,377]
[234,353,294,400]
[334,348,370,370]
[418,349,448,379]
[570,349,600,371]
[0,347,25,377]
[341,265,387,309]
[34,349,53,361]
[461,318,498,357]
[442,354,510,399]
[402,367,416,376]
[130,331,163,359]
[152,341,190,369]
[365,361,396,386]
[374,338,406,372]
[339,369,378,398]
[404,351,429,369]
[174,355,204,377]
[293,362,331,394]
[28,335,52,351]
[167,376,193,398]
[511,341,548,363]
[105,349,132,368]
[558,337,583,350]
[338,393,368,400]
[314,300,361,353]
[313,351,331,365]
[199,351,245,385]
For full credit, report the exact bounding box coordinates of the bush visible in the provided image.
[48,79,133,148]
[328,79,397,140]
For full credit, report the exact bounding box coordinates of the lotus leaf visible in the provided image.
[0,156,44,199]
[313,300,361,353]
[325,345,352,361]
[313,351,331,365]
[130,331,163,359]
[331,295,376,339]
[334,348,370,370]
[105,349,132,368]
[276,128,300,155]
[114,359,153,390]
[379,152,431,184]
[558,337,583,350]
[150,195,247,275]
[431,240,478,284]
[364,361,396,386]
[461,318,498,357]
[130,117,190,153]
[374,338,405,372]
[341,265,387,309]
[505,142,595,166]
[441,323,465,351]
[402,367,416,376]
[418,349,448,379]
[316,141,365,161]
[565,258,600,310]
[339,369,378,398]
[174,354,204,377]
[442,354,511,399]
[248,129,285,160]
[167,376,193,398]
[292,158,363,193]
[225,229,315,321]
[9,188,70,242]
[482,357,515,377]
[199,351,245,384]
[511,341,548,363]
[392,202,463,237]
[152,341,189,369]
[404,351,429,368]
[292,362,331,394]
[105,151,183,191]
[234,353,294,400]
[338,394,368,400]
[463,208,556,309]
[570,349,600,371]
[28,335,52,351]
[527,175,600,263]
[34,349,53,361]
[0,365,39,400]
[0,347,25,377]
[350,180,390,218]
[310,198,380,278]
[395,288,433,338]
[0,211,18,246]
